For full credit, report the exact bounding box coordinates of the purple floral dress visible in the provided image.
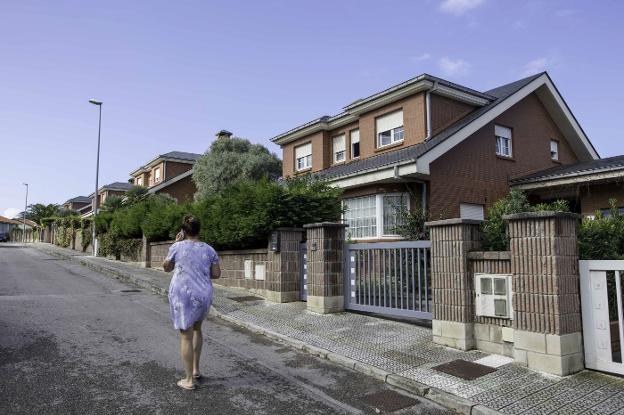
[166,240,219,330]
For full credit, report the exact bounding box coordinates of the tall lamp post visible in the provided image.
[89,99,102,256]
[22,183,28,243]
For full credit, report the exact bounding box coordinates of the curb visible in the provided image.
[33,244,499,415]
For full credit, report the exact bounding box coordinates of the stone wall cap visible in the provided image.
[467,251,511,260]
[218,248,268,255]
[274,227,305,232]
[303,222,348,229]
[503,211,580,221]
[425,218,483,227]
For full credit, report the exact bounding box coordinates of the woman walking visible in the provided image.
[163,215,221,390]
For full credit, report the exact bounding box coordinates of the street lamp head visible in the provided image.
[89,99,102,105]
[22,182,28,186]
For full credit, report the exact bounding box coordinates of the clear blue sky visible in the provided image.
[1,0,623,217]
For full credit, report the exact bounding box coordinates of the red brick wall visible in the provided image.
[155,175,197,202]
[165,161,193,181]
[428,93,579,219]
[430,94,476,136]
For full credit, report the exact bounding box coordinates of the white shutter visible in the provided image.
[350,129,359,144]
[376,110,403,133]
[332,135,345,153]
[295,143,312,159]
[495,125,511,138]
[460,203,484,220]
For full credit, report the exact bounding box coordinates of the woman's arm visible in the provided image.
[211,263,221,279]
[163,260,174,272]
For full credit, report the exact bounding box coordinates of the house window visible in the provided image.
[460,203,485,220]
[376,110,404,148]
[350,129,360,159]
[332,134,345,163]
[495,125,512,158]
[599,207,624,217]
[295,143,312,171]
[154,167,161,182]
[550,140,559,160]
[343,193,409,239]
[136,177,142,186]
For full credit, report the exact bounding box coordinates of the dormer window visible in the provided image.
[333,134,345,163]
[350,129,360,159]
[376,110,404,148]
[295,143,312,171]
[154,167,161,182]
[495,125,512,158]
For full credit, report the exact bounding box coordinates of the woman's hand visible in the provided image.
[175,231,185,242]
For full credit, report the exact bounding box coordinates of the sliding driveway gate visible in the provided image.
[345,241,432,320]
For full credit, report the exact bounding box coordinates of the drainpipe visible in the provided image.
[425,81,439,141]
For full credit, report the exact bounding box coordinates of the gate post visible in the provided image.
[505,212,583,376]
[266,228,305,303]
[426,219,483,350]
[304,222,347,314]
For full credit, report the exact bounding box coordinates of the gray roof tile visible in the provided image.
[511,155,624,184]
[161,151,202,161]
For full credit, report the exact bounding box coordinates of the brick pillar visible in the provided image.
[266,228,304,303]
[505,212,583,376]
[304,222,347,314]
[426,218,483,350]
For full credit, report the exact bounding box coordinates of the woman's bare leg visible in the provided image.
[179,327,194,387]
[192,320,203,377]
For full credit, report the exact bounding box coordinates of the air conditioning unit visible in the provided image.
[475,274,513,319]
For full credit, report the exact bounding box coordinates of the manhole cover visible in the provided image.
[360,390,419,412]
[433,359,496,380]
[229,296,264,302]
[120,289,141,293]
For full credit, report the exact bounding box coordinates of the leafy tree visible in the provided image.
[124,186,149,205]
[579,199,624,260]
[58,208,79,217]
[101,195,124,212]
[192,136,282,198]
[27,203,60,226]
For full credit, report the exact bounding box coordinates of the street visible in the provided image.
[0,245,448,414]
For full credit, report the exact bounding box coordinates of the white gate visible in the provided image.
[580,260,624,375]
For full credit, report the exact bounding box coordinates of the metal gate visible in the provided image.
[300,242,307,301]
[581,260,624,375]
[345,241,431,320]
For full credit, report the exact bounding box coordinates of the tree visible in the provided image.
[124,185,149,205]
[192,136,282,199]
[101,195,124,212]
[26,203,60,226]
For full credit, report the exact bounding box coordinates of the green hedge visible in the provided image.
[98,177,342,251]
[579,200,624,260]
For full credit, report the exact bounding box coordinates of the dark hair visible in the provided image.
[181,215,200,237]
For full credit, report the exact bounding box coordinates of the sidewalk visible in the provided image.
[34,243,624,415]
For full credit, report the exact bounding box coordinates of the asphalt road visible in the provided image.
[0,244,449,414]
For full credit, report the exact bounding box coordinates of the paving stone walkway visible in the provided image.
[34,243,624,415]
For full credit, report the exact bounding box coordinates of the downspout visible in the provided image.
[425,81,439,141]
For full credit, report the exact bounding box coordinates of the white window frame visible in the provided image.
[332,134,346,164]
[350,129,360,159]
[342,193,410,240]
[295,143,312,171]
[154,167,161,182]
[378,126,404,148]
[550,139,559,160]
[495,125,512,158]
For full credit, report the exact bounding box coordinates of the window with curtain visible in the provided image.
[332,134,345,163]
[343,195,377,238]
[382,194,408,235]
[495,125,512,157]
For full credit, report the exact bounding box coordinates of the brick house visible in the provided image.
[129,150,202,202]
[62,196,91,212]
[271,72,599,240]
[80,182,133,217]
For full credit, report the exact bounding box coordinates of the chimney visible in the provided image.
[215,129,233,140]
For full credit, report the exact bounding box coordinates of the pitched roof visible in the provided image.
[0,215,21,225]
[511,155,624,185]
[160,151,202,161]
[64,196,91,204]
[317,73,544,179]
[103,181,133,191]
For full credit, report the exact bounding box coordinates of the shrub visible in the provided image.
[393,204,430,240]
[140,196,187,241]
[579,199,624,260]
[482,189,569,251]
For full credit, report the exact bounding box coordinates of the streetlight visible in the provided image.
[22,183,28,243]
[89,99,102,256]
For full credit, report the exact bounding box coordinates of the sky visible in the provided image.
[1,0,624,217]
